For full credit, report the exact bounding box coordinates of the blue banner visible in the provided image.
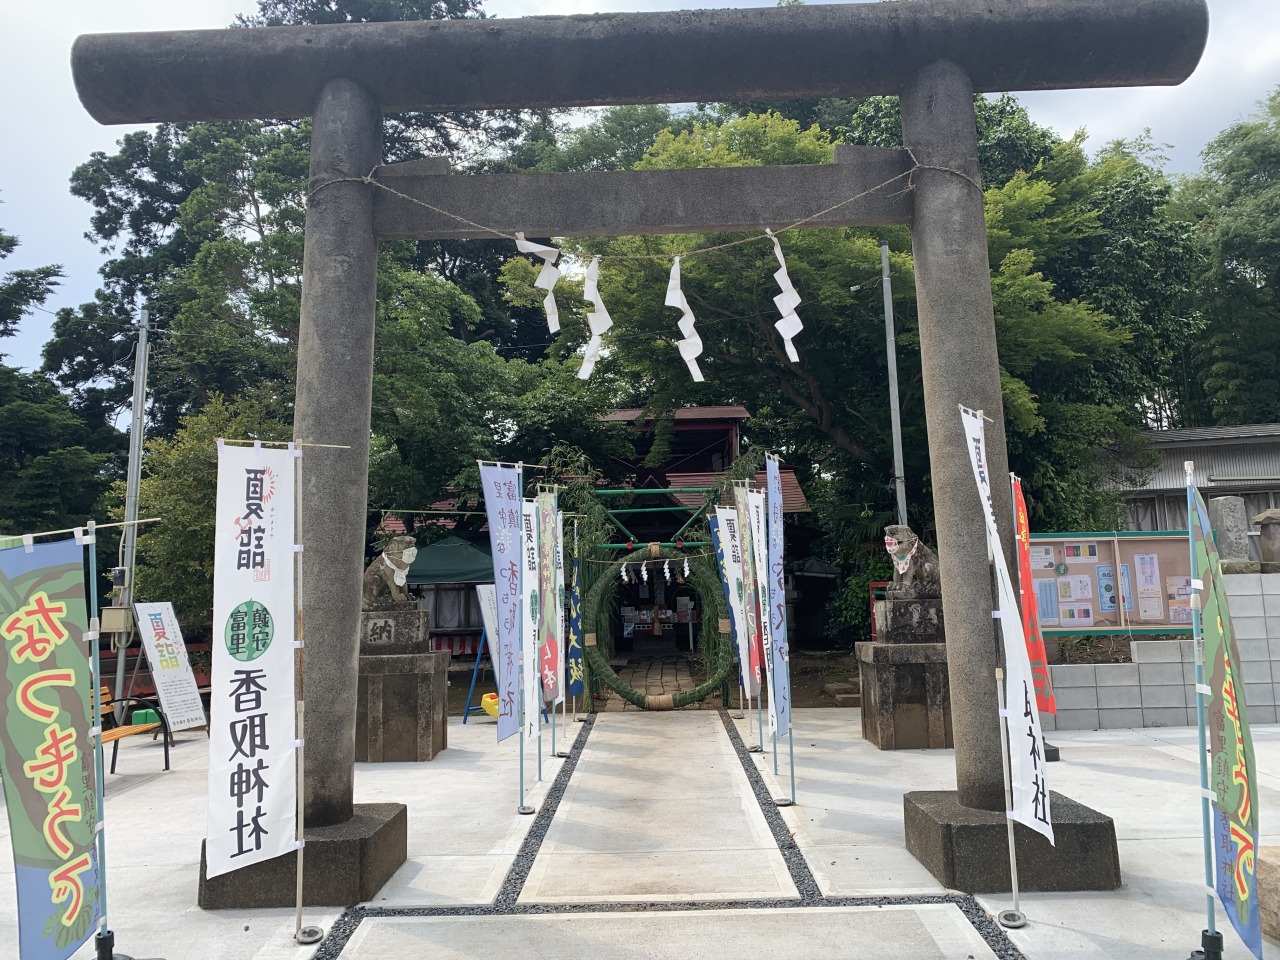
[708,516,739,669]
[478,463,523,743]
[1,538,102,960]
[765,457,792,737]
[567,546,584,697]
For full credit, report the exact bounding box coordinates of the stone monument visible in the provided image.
[860,525,952,750]
[356,537,448,764]
[72,0,1208,902]
[1208,496,1259,573]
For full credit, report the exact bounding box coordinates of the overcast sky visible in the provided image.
[2,0,1277,372]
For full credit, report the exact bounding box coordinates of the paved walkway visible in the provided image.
[4,708,1279,959]
[597,655,719,711]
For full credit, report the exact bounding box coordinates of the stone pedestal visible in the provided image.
[356,651,448,762]
[198,802,406,907]
[858,642,952,750]
[904,790,1121,892]
[1254,509,1280,574]
[874,597,944,644]
[1258,846,1280,941]
[360,604,430,654]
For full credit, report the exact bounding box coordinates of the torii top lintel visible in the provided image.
[73,0,1208,126]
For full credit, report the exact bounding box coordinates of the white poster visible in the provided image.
[748,489,777,736]
[765,456,792,738]
[479,463,522,742]
[960,406,1053,845]
[475,584,502,683]
[715,506,757,697]
[1029,545,1055,570]
[207,442,298,878]
[1033,578,1060,626]
[520,499,541,745]
[133,601,207,731]
[1139,596,1164,620]
[1063,542,1099,563]
[1056,575,1093,601]
[1060,603,1094,626]
[1135,553,1162,598]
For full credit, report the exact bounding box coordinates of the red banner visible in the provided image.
[1012,477,1056,714]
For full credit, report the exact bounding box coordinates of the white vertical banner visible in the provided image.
[535,491,561,705]
[959,406,1054,845]
[521,499,541,744]
[207,443,297,878]
[554,510,566,705]
[715,506,756,697]
[479,463,523,742]
[134,601,207,731]
[765,456,792,737]
[748,489,777,736]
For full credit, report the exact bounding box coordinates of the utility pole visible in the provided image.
[115,306,150,712]
[881,242,909,527]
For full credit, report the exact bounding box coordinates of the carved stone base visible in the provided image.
[857,642,951,750]
[359,606,431,655]
[874,597,944,644]
[356,651,448,762]
[198,802,407,907]
[904,790,1121,892]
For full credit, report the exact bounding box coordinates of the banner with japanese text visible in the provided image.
[1192,486,1262,958]
[479,463,522,742]
[133,601,207,731]
[1,537,101,960]
[732,487,765,697]
[765,457,792,738]
[535,491,561,705]
[714,507,756,697]
[748,489,777,735]
[554,510,566,703]
[1011,477,1056,714]
[207,443,297,878]
[960,407,1054,845]
[520,499,540,745]
[566,529,584,698]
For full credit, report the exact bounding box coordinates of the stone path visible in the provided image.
[598,655,720,711]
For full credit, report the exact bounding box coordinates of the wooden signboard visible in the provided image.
[1027,531,1191,635]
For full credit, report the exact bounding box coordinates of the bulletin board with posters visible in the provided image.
[1027,531,1192,635]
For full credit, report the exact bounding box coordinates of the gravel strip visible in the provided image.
[717,708,822,902]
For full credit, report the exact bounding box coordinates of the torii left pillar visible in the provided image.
[198,79,408,908]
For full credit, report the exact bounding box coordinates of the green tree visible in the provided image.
[1177,90,1280,425]
[1,212,62,340]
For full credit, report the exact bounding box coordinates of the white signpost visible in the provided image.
[133,601,207,731]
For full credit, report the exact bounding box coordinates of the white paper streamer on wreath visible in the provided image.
[665,256,705,382]
[578,256,613,380]
[766,229,803,363]
[682,558,690,579]
[664,559,671,582]
[621,564,630,584]
[640,561,649,583]
[514,232,561,333]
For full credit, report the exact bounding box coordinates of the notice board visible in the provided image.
[1027,531,1192,635]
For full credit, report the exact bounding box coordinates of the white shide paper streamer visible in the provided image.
[515,232,562,333]
[665,256,704,382]
[766,229,803,363]
[578,256,613,380]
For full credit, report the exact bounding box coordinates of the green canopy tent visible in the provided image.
[407,535,493,586]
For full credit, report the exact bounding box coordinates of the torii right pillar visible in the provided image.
[899,60,1120,892]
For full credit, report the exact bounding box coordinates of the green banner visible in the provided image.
[1,538,101,960]
[1191,488,1262,958]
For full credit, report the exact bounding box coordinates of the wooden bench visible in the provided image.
[97,686,171,774]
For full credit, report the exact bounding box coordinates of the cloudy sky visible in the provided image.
[2,0,1277,371]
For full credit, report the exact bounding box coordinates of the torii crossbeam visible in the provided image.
[73,0,1208,905]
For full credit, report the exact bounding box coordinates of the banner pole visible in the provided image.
[773,730,779,775]
[292,448,322,945]
[787,726,797,804]
[995,667,1026,928]
[1186,461,1220,959]
[756,691,765,753]
[518,659,533,815]
[86,523,116,960]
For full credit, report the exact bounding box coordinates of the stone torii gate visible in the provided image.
[73,0,1208,903]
